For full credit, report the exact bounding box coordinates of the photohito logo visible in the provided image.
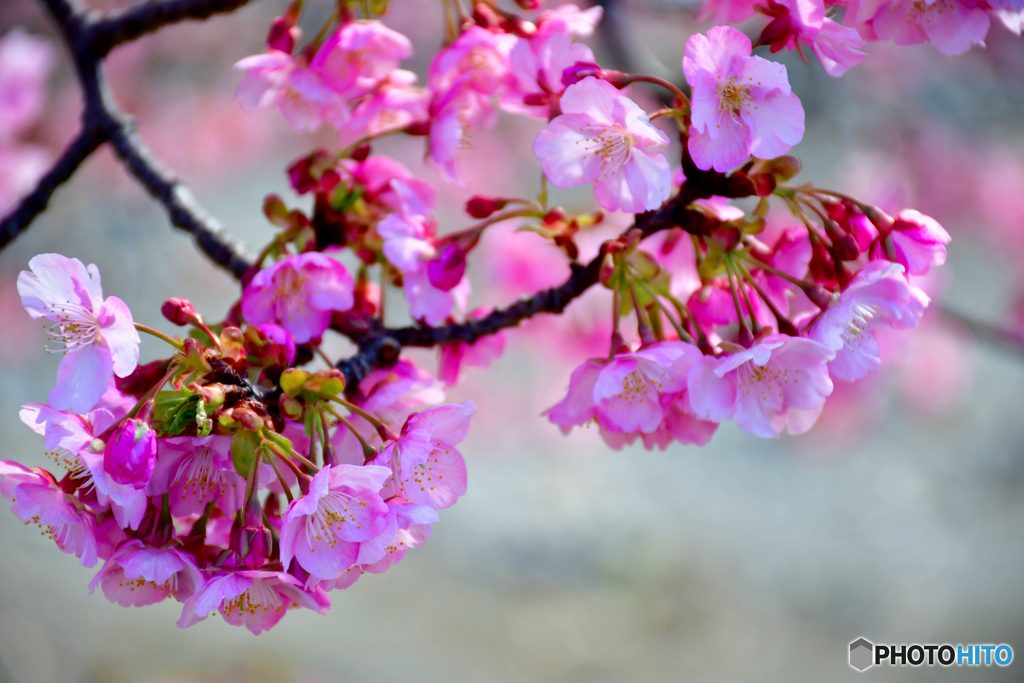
[848,638,1013,672]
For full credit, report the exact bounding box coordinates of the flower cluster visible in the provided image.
[3,254,473,633]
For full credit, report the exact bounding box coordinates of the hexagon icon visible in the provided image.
[849,638,874,672]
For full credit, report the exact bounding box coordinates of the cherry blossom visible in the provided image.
[684,26,805,172]
[18,254,140,414]
[89,540,203,607]
[534,77,672,213]
[869,209,951,277]
[147,436,245,518]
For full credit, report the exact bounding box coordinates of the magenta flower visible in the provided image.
[687,334,834,438]
[0,461,97,566]
[533,4,604,38]
[438,313,506,386]
[309,21,413,99]
[849,0,990,56]
[147,436,245,518]
[177,570,329,634]
[534,77,672,213]
[370,401,474,510]
[279,464,392,582]
[503,32,596,116]
[758,0,866,77]
[103,419,157,490]
[684,26,805,173]
[241,253,355,344]
[18,254,140,414]
[810,262,926,381]
[89,539,203,607]
[357,498,438,572]
[340,70,428,145]
[870,209,951,277]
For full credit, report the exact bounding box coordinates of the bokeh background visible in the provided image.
[1,0,1024,680]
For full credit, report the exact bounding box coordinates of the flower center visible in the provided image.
[717,78,753,119]
[222,579,285,618]
[306,490,365,550]
[43,301,100,355]
[579,123,635,175]
[174,448,226,503]
[840,303,881,349]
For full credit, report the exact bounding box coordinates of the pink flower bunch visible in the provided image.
[1,255,477,634]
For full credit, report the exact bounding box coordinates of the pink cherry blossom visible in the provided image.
[850,0,991,55]
[687,334,834,438]
[18,254,140,414]
[534,77,672,213]
[89,539,203,607]
[684,26,805,173]
[234,50,347,131]
[370,401,474,509]
[758,0,866,77]
[241,253,355,343]
[309,21,413,100]
[103,419,157,489]
[279,464,391,582]
[533,4,604,38]
[869,209,951,277]
[0,28,54,142]
[810,262,926,381]
[147,435,245,518]
[0,461,98,566]
[0,144,51,217]
[503,32,596,116]
[20,402,149,530]
[339,70,428,145]
[697,0,759,24]
[357,498,438,573]
[177,570,329,634]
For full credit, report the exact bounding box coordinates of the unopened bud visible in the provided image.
[233,407,264,432]
[266,15,299,53]
[513,0,539,9]
[466,195,509,219]
[104,419,157,490]
[562,62,629,89]
[161,298,197,326]
[376,422,400,443]
[183,337,212,372]
[803,284,837,310]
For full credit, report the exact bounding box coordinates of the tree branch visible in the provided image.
[0,0,253,278]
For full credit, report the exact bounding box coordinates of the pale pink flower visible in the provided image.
[684,26,805,173]
[234,51,347,131]
[309,21,413,99]
[0,28,54,142]
[342,154,436,215]
[0,461,98,566]
[546,342,714,448]
[533,4,604,38]
[687,334,834,438]
[437,311,506,386]
[177,570,329,634]
[869,209,951,277]
[279,464,391,582]
[810,262,926,381]
[241,253,355,343]
[534,77,672,213]
[848,0,990,55]
[18,254,139,414]
[996,10,1024,35]
[340,70,429,145]
[20,402,148,530]
[147,436,246,518]
[370,401,474,510]
[89,539,203,607]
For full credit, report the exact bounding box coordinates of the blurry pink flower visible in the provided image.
[534,77,671,213]
[503,32,596,116]
[533,4,604,38]
[103,419,157,489]
[438,311,506,386]
[147,435,245,518]
[18,254,140,414]
[870,209,951,277]
[810,261,925,381]
[177,570,328,634]
[310,21,413,99]
[0,28,54,141]
[241,253,355,343]
[234,50,346,131]
[89,539,203,607]
[848,0,990,55]
[0,461,98,566]
[340,70,429,145]
[697,0,760,24]
[356,498,438,572]
[684,26,805,173]
[758,0,866,77]
[0,144,50,217]
[343,154,435,215]
[688,334,833,438]
[280,464,391,582]
[370,401,474,509]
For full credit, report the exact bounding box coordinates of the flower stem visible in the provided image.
[267,454,294,503]
[625,75,690,107]
[327,405,378,462]
[134,323,183,350]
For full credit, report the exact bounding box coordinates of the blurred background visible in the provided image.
[1,0,1024,680]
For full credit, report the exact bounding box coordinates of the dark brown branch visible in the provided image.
[1,0,253,278]
[88,0,256,58]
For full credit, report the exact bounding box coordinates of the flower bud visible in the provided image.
[465,195,509,219]
[104,419,157,489]
[266,15,299,54]
[233,407,265,432]
[161,298,197,326]
[239,495,272,569]
[513,0,539,9]
[427,243,468,291]
[561,62,628,89]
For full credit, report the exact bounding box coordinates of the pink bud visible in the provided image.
[561,63,628,89]
[103,420,157,489]
[427,243,468,291]
[465,195,508,219]
[161,298,197,326]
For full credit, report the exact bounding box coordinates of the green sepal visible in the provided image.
[230,429,262,477]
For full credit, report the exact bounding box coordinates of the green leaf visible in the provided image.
[231,430,262,477]
[154,390,207,437]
